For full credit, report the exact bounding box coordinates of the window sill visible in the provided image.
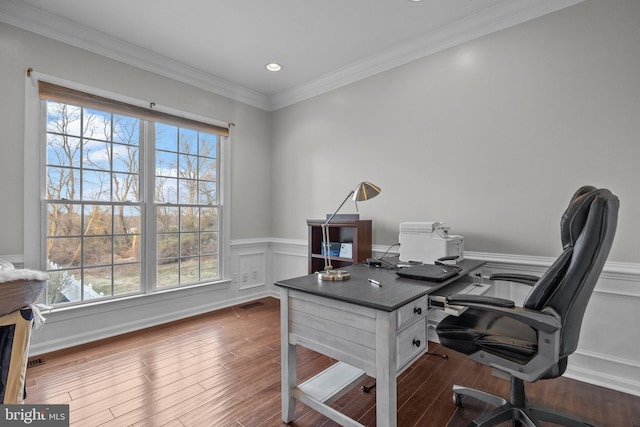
[44,278,232,316]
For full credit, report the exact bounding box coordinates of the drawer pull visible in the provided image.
[414,307,422,315]
[412,339,421,348]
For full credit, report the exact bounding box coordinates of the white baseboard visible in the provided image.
[30,289,272,356]
[565,349,640,396]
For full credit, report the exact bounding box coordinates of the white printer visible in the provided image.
[399,221,464,263]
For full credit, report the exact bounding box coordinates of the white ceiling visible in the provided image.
[1,0,583,110]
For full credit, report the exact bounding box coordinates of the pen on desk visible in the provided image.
[368,278,383,287]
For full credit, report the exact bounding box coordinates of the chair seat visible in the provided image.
[436,308,537,363]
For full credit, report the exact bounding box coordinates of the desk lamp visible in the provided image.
[317,181,381,281]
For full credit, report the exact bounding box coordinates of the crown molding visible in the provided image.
[1,0,584,112]
[0,0,271,111]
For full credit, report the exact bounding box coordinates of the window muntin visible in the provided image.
[45,101,142,304]
[155,123,219,288]
[42,89,224,306]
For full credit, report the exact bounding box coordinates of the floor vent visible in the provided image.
[239,301,264,310]
[27,358,45,368]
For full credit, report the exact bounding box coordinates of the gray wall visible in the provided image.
[1,0,639,265]
[270,0,640,263]
[0,23,272,256]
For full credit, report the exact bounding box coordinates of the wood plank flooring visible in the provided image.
[25,297,640,426]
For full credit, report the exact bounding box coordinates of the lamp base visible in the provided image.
[316,269,351,281]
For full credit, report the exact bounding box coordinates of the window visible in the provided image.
[28,78,230,307]
[153,123,220,288]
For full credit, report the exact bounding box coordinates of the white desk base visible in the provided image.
[280,288,428,427]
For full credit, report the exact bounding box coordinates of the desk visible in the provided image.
[275,259,485,427]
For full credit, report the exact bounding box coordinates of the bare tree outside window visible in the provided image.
[44,97,221,306]
[45,101,142,304]
[155,123,219,288]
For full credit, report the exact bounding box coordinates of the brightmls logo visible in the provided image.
[1,405,69,426]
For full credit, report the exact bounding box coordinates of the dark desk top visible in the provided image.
[275,259,485,312]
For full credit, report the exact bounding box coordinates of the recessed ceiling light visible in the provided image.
[265,62,283,72]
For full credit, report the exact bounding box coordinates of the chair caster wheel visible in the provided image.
[453,392,464,407]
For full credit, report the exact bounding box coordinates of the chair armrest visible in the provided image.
[489,273,539,286]
[446,294,515,308]
[444,296,561,334]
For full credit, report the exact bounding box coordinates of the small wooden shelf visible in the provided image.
[307,219,372,274]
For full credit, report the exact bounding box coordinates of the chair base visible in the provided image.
[452,379,597,427]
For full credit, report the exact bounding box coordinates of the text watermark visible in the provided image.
[1,405,69,426]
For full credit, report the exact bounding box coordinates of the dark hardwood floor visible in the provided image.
[25,297,640,426]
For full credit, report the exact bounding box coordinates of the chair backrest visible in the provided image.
[523,186,619,358]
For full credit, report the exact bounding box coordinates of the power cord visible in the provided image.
[365,243,400,269]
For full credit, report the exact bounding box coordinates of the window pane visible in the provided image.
[112,142,139,173]
[46,268,82,305]
[200,255,218,279]
[113,114,140,145]
[114,205,141,235]
[180,207,199,232]
[114,263,140,295]
[178,179,197,204]
[156,177,178,203]
[83,236,113,266]
[180,233,199,257]
[83,267,110,298]
[198,157,216,181]
[84,205,112,235]
[180,257,199,283]
[47,167,80,200]
[82,170,111,201]
[47,102,81,136]
[157,259,179,287]
[47,135,81,168]
[83,108,111,141]
[156,150,178,177]
[115,235,140,263]
[48,203,81,236]
[156,123,177,151]
[157,206,179,233]
[199,133,217,158]
[200,232,217,255]
[179,154,198,180]
[198,181,217,205]
[179,128,198,154]
[157,233,179,259]
[83,139,111,171]
[200,207,218,231]
[113,173,139,202]
[47,237,81,269]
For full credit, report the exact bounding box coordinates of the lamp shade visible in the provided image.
[352,181,381,202]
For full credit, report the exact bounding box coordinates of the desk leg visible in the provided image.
[376,310,397,427]
[280,289,297,423]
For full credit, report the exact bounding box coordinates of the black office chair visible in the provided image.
[436,186,619,427]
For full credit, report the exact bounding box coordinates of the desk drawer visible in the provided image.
[396,318,427,371]
[397,295,428,330]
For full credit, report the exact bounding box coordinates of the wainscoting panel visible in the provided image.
[270,238,308,285]
[17,241,640,397]
[235,244,267,290]
[472,254,640,397]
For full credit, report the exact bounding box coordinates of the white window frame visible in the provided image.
[24,72,231,304]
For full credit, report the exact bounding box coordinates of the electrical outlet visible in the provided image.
[241,272,248,282]
[252,270,258,280]
[232,273,238,282]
